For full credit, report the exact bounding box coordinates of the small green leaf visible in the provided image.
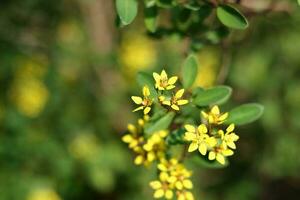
[225,103,264,125]
[182,54,198,89]
[145,112,175,135]
[193,86,232,106]
[116,0,138,25]
[216,5,248,30]
[144,6,158,33]
[136,72,157,98]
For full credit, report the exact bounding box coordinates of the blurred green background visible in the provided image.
[0,0,300,200]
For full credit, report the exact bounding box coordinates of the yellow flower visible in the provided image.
[150,158,194,199]
[143,130,168,163]
[201,105,228,125]
[177,190,194,200]
[208,144,234,165]
[153,70,178,90]
[122,122,144,149]
[150,179,174,199]
[219,124,239,149]
[162,89,189,110]
[131,86,153,114]
[170,165,193,190]
[184,124,217,155]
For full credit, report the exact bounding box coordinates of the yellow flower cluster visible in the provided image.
[150,158,194,200]
[184,105,239,165]
[122,117,167,166]
[131,70,189,114]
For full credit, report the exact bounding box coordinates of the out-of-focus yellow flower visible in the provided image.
[27,188,61,200]
[194,46,220,88]
[201,105,228,125]
[131,86,153,114]
[219,124,239,149]
[150,179,174,199]
[177,190,194,200]
[68,132,100,160]
[10,78,49,118]
[122,118,166,166]
[119,33,157,78]
[208,143,234,165]
[153,70,178,90]
[122,117,148,150]
[162,89,189,111]
[150,158,194,199]
[142,130,167,163]
[184,124,217,155]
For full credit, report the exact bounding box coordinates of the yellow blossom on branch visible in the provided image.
[153,70,178,90]
[184,124,217,155]
[219,123,239,149]
[162,89,189,111]
[131,86,153,114]
[208,144,234,165]
[201,105,228,125]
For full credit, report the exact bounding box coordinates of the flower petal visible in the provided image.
[131,96,143,104]
[216,153,225,165]
[188,142,198,152]
[168,76,178,85]
[122,134,133,143]
[175,89,185,98]
[198,124,208,134]
[133,106,144,112]
[184,124,195,133]
[226,123,235,132]
[165,189,173,199]
[219,112,229,121]
[177,99,189,105]
[150,181,162,189]
[198,143,207,155]
[208,151,216,160]
[144,106,151,114]
[162,100,171,106]
[166,85,175,90]
[171,104,180,110]
[143,86,150,97]
[154,189,164,198]
[184,132,196,141]
[161,70,168,79]
[153,72,161,82]
[183,179,193,189]
[211,105,220,115]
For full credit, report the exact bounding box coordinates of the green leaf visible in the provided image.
[193,86,232,106]
[225,103,264,125]
[116,0,138,25]
[145,112,175,135]
[216,5,248,30]
[144,6,158,33]
[182,54,198,89]
[298,0,300,6]
[136,72,157,98]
